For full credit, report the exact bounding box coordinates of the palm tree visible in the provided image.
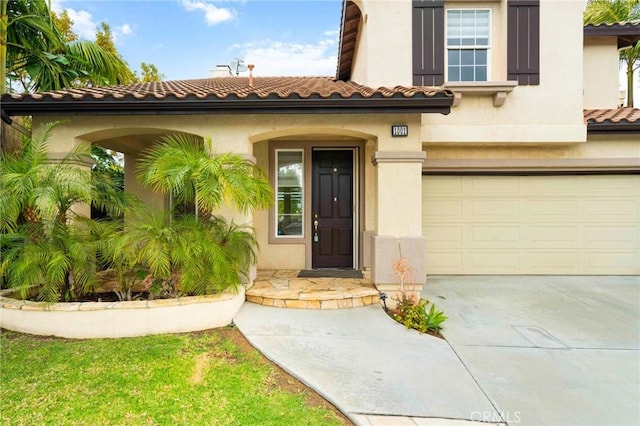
[1,0,131,93]
[136,133,273,217]
[584,0,640,107]
[0,122,125,301]
[129,133,272,296]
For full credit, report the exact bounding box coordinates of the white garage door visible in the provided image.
[422,175,640,275]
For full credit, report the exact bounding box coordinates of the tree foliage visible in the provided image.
[139,62,164,82]
[584,0,640,107]
[1,0,164,93]
[2,0,132,93]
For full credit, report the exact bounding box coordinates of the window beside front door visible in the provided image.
[275,149,304,238]
[446,9,490,82]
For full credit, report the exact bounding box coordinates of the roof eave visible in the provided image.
[587,122,640,133]
[583,24,640,49]
[1,96,454,118]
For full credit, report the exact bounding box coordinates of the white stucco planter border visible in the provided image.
[0,287,245,339]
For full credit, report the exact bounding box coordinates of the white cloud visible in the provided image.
[66,9,99,40]
[119,24,133,36]
[180,0,236,26]
[230,33,339,77]
[112,24,134,45]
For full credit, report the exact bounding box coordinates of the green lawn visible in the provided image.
[0,328,347,425]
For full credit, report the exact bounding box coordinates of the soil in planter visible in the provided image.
[74,292,152,302]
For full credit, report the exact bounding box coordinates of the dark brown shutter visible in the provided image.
[508,0,540,85]
[412,0,444,86]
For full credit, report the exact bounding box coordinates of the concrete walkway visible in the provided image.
[236,275,640,426]
[235,303,503,425]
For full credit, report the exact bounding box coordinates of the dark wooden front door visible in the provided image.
[312,150,354,268]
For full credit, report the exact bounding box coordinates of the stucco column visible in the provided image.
[45,135,94,219]
[207,133,258,284]
[124,152,166,212]
[371,150,427,288]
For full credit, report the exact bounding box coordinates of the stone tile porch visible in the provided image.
[246,270,380,309]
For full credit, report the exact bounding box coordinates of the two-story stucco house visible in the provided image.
[2,0,639,290]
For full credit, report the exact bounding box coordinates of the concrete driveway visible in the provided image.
[423,275,640,426]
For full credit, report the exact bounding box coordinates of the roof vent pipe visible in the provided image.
[248,64,255,87]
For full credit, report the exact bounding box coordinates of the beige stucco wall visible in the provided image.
[349,0,508,87]
[33,112,428,275]
[583,37,622,109]
[349,0,412,87]
[424,0,587,144]
[350,0,587,144]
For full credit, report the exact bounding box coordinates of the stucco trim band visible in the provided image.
[372,151,427,165]
[422,158,640,174]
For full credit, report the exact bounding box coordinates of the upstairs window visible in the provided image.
[446,9,490,82]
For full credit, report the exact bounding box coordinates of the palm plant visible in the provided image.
[104,208,258,298]
[136,133,273,217]
[127,133,272,296]
[2,0,131,93]
[0,122,125,301]
[584,0,640,107]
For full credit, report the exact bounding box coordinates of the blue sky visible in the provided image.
[51,0,343,81]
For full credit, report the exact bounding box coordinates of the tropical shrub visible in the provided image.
[116,133,273,297]
[101,208,259,298]
[0,122,125,301]
[1,126,271,301]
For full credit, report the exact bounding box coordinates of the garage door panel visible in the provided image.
[423,225,463,248]
[584,252,640,274]
[466,251,522,273]
[465,200,519,220]
[585,175,640,195]
[526,226,579,248]
[526,251,579,273]
[524,177,581,195]
[423,175,640,275]
[468,226,521,248]
[426,252,463,272]
[583,226,639,249]
[523,199,579,221]
[423,200,463,221]
[466,176,520,194]
[425,176,463,195]
[583,200,639,222]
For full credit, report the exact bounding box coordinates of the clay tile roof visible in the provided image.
[0,77,453,117]
[584,108,640,132]
[3,77,446,101]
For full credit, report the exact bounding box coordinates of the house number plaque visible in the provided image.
[391,125,408,137]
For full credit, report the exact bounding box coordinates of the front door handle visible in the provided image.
[313,218,319,242]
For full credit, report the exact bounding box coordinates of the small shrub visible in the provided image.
[391,291,448,335]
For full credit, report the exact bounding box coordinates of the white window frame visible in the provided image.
[274,149,304,239]
[445,8,491,83]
